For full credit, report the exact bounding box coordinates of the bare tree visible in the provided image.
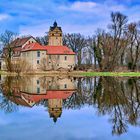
[88,29,106,70]
[107,12,128,71]
[11,58,31,74]
[0,30,18,71]
[36,35,48,45]
[126,22,140,70]
[63,33,87,66]
[91,12,128,71]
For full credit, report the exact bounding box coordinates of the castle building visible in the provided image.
[0,22,76,71]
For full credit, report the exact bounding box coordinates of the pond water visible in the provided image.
[0,75,140,140]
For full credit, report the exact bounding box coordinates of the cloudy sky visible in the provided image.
[0,0,140,37]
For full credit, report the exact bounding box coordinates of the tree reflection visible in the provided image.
[0,76,140,135]
[0,76,19,113]
[64,76,140,135]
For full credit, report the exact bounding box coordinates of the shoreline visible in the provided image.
[1,71,140,77]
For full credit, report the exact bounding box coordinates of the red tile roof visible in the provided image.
[2,87,75,107]
[46,45,75,55]
[22,42,75,55]
[21,90,74,103]
[22,42,45,51]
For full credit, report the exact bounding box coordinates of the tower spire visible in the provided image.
[53,21,57,27]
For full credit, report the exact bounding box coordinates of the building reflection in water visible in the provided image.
[0,76,140,135]
[0,76,76,122]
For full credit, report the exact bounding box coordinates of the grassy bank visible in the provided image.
[81,72,140,77]
[1,70,140,77]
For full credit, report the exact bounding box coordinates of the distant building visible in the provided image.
[0,22,76,71]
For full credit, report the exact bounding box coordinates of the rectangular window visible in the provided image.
[37,60,39,64]
[57,55,60,59]
[64,84,67,89]
[49,55,51,59]
[37,87,40,93]
[37,51,40,57]
[37,80,39,84]
[64,56,67,60]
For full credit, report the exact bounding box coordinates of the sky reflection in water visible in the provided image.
[0,75,140,140]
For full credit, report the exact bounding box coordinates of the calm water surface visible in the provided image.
[0,75,140,140]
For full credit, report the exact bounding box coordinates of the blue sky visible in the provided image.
[0,0,140,36]
[0,106,140,140]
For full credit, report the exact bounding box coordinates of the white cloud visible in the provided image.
[18,0,139,37]
[0,14,10,21]
[59,1,126,13]
[60,1,97,12]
